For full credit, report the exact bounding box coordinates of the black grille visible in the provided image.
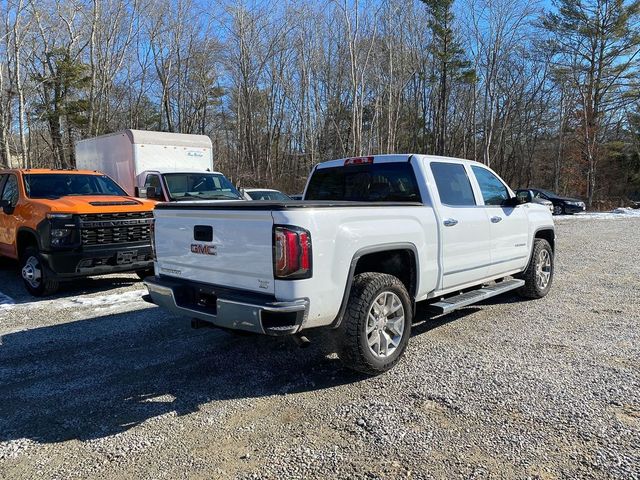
[80,211,153,246]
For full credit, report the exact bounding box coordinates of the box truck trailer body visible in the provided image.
[75,130,213,196]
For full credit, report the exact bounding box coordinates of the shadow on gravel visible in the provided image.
[0,307,368,444]
[0,257,141,305]
[412,303,482,335]
[0,286,498,445]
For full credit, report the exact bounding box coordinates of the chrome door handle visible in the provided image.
[491,216,502,223]
[443,218,458,227]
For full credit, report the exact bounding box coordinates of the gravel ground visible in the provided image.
[1,217,639,479]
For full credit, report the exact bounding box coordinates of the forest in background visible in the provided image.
[1,0,639,206]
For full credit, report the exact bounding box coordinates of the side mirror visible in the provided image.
[145,186,161,200]
[516,190,533,203]
[0,199,12,214]
[503,196,525,208]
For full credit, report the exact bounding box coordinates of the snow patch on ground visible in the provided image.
[0,292,15,309]
[556,208,640,220]
[1,288,150,313]
[611,207,640,216]
[55,289,147,310]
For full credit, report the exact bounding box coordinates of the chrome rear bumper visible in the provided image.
[144,276,308,335]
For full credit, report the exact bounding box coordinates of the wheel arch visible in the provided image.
[16,227,41,260]
[330,242,419,328]
[523,227,555,270]
[534,227,555,252]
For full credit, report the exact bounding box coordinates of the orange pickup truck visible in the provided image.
[0,169,155,296]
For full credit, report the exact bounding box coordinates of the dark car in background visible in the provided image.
[242,188,292,201]
[517,188,585,215]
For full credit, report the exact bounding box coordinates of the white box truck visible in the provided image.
[75,130,243,202]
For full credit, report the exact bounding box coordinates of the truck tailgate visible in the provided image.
[153,207,275,294]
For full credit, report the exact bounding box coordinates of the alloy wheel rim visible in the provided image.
[22,256,42,289]
[366,291,405,359]
[535,249,551,290]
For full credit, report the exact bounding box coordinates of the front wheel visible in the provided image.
[335,272,412,375]
[517,239,554,299]
[21,246,59,297]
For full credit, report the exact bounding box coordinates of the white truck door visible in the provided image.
[470,166,529,276]
[428,161,492,290]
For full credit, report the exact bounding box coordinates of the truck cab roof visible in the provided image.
[1,168,108,176]
[314,153,484,170]
[143,169,225,176]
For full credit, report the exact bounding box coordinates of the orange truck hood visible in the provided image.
[28,195,155,214]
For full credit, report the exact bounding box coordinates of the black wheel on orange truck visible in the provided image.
[20,246,60,296]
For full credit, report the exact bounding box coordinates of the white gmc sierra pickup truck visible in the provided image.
[145,154,555,374]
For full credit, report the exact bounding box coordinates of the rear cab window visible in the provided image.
[429,162,476,206]
[305,162,422,202]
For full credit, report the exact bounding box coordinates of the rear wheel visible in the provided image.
[21,246,59,297]
[552,204,564,215]
[335,272,412,375]
[517,239,554,299]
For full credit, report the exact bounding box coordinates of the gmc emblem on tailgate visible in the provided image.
[190,244,217,256]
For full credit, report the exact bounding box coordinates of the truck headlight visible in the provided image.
[50,228,73,247]
[51,228,72,238]
[47,213,78,247]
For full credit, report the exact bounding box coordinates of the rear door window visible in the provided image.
[1,174,19,206]
[471,166,510,206]
[430,162,476,206]
[305,162,421,202]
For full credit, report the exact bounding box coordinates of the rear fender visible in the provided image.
[330,242,419,328]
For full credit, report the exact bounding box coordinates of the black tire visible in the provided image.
[335,272,412,375]
[20,246,59,297]
[552,204,563,215]
[517,238,554,299]
[135,269,154,280]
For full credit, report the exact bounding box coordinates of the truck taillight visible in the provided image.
[273,226,312,280]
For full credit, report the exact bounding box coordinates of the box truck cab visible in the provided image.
[75,130,243,202]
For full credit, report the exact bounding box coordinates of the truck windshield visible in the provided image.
[24,174,128,199]
[305,162,421,202]
[164,173,242,200]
